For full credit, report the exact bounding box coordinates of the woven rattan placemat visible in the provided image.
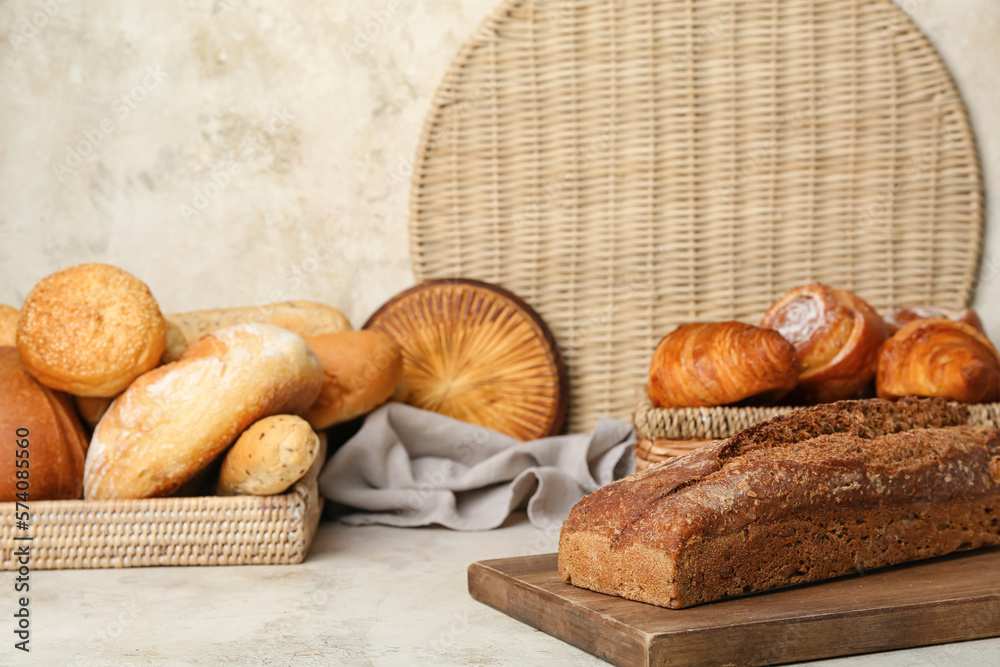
[410,0,983,432]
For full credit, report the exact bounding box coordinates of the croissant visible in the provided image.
[760,283,887,404]
[647,322,800,408]
[884,305,984,336]
[877,319,1000,403]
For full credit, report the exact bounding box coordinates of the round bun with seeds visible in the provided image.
[16,263,167,397]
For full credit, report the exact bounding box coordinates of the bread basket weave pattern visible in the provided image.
[633,399,1000,470]
[410,0,983,433]
[0,438,325,569]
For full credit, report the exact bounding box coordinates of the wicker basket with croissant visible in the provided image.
[637,283,999,467]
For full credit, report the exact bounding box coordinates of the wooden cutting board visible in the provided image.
[468,550,1000,666]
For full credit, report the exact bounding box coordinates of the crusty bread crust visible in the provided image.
[83,324,323,499]
[302,330,403,430]
[0,347,88,500]
[559,398,1000,608]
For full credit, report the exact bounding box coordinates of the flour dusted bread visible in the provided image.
[17,263,167,397]
[216,415,320,496]
[760,283,887,403]
[884,305,984,335]
[559,398,1000,609]
[84,324,323,499]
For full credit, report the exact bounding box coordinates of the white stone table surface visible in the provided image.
[11,514,1000,666]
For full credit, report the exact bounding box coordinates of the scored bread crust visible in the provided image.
[83,324,323,499]
[558,398,1000,608]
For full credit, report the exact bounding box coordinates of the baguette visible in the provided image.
[216,415,320,496]
[558,397,1000,608]
[83,324,323,499]
[166,300,351,348]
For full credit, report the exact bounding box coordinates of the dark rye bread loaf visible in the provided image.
[559,398,1000,608]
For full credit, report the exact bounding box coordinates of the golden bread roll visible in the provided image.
[647,322,800,408]
[0,305,17,346]
[216,415,320,496]
[303,330,403,430]
[0,347,88,500]
[166,300,351,348]
[761,283,887,403]
[160,319,188,364]
[17,263,167,397]
[74,395,115,429]
[877,319,1000,403]
[83,324,324,499]
[884,305,984,336]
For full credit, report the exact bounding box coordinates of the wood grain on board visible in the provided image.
[468,549,1000,666]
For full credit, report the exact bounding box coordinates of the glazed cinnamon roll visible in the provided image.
[761,284,888,403]
[877,319,1000,403]
[647,322,800,408]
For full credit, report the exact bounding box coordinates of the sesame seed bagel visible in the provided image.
[16,263,167,397]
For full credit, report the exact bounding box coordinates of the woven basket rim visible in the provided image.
[0,436,326,569]
[633,393,1000,441]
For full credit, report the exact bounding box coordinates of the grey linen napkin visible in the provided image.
[318,402,636,530]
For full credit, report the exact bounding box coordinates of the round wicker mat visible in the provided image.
[410,0,983,432]
[363,279,567,441]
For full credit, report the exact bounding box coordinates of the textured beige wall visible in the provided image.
[0,0,998,337]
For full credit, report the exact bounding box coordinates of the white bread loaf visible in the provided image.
[83,324,323,499]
